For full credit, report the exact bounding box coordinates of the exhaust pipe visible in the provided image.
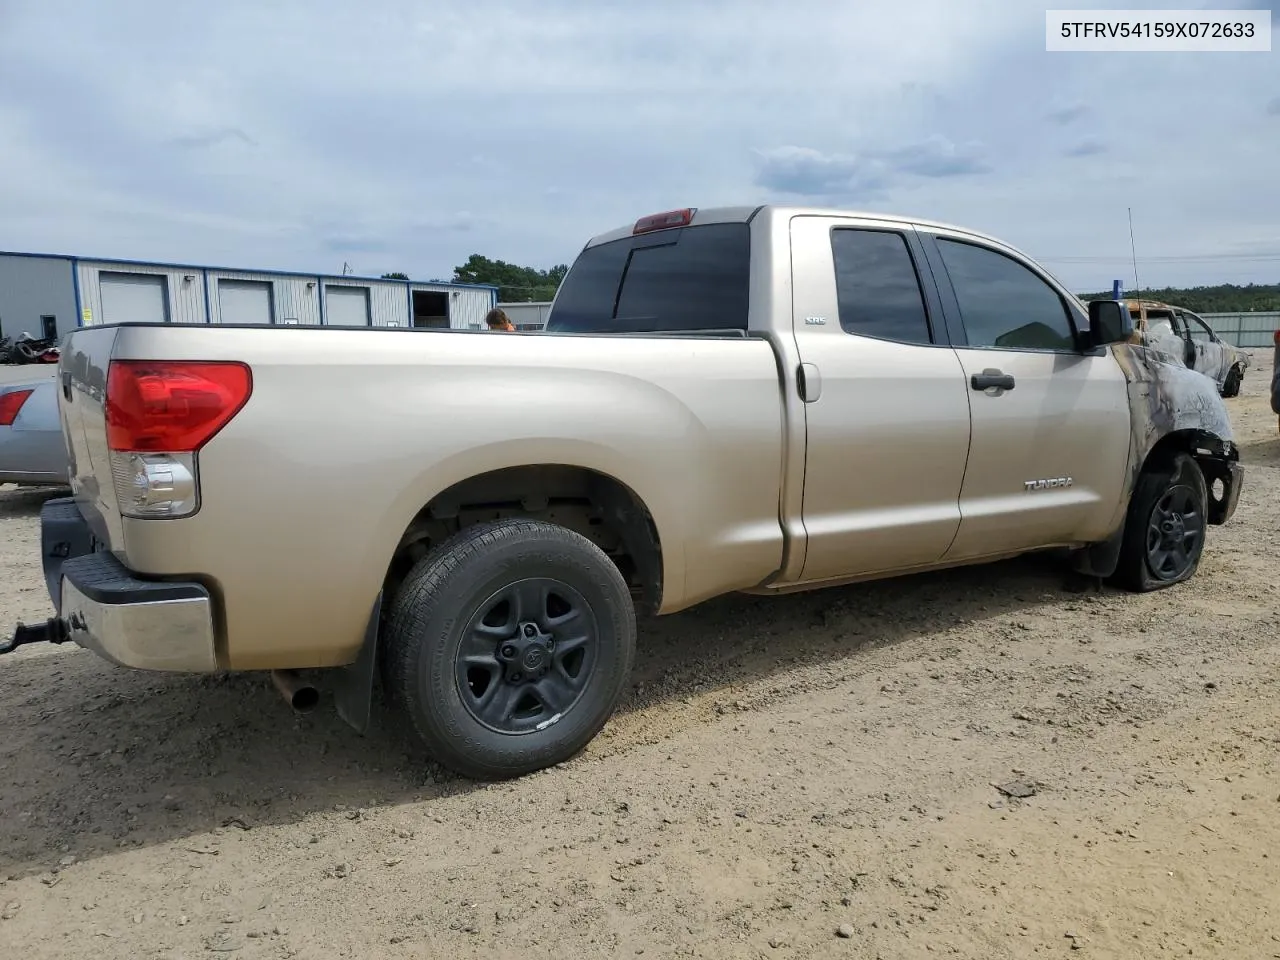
[271,669,319,712]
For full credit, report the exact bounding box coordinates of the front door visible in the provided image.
[789,215,972,583]
[918,231,1132,560]
[1180,310,1229,386]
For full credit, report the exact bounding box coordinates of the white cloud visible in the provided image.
[0,0,1276,290]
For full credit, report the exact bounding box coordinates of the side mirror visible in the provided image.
[1087,299,1134,347]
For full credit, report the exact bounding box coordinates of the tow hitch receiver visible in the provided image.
[1,617,70,656]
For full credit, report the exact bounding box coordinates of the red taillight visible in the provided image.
[105,360,252,453]
[1273,329,1280,346]
[633,208,695,235]
[0,389,34,427]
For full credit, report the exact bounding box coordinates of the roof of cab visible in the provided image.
[581,204,1010,250]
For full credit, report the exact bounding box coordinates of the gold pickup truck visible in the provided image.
[5,205,1244,780]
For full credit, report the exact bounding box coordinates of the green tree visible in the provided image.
[1078,282,1280,313]
[452,254,569,302]
[381,272,409,280]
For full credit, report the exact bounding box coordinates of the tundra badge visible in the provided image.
[1024,477,1074,491]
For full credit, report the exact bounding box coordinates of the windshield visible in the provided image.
[546,222,751,334]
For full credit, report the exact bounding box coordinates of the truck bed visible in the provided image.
[58,323,789,669]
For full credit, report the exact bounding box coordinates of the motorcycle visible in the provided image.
[1,332,60,365]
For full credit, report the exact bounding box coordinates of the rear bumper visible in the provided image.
[40,497,218,672]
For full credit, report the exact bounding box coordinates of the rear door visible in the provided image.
[789,215,972,582]
[917,230,1131,559]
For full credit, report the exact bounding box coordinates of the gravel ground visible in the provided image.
[1,354,1277,960]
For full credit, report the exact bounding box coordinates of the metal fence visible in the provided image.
[1201,312,1279,348]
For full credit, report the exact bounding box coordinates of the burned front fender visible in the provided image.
[1110,342,1241,524]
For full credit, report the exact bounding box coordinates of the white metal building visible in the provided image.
[497,301,553,331]
[0,250,497,338]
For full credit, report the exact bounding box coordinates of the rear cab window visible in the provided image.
[546,223,751,334]
[829,228,935,345]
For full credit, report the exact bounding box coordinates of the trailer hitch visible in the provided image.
[1,617,70,656]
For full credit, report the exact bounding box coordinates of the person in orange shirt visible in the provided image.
[485,308,516,332]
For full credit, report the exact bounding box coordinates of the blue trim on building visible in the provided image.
[71,258,83,328]
[202,269,213,324]
[0,249,499,295]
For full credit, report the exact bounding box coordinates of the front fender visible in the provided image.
[1113,342,1234,463]
[1110,342,1241,522]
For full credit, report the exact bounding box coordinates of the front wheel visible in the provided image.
[382,518,637,780]
[1109,452,1208,592]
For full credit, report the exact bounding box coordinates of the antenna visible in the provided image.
[1127,206,1143,308]
[342,261,352,276]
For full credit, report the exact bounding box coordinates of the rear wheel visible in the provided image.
[1110,452,1208,592]
[382,518,636,780]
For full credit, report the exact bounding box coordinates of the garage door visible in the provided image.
[218,279,274,325]
[325,285,370,326]
[99,272,169,324]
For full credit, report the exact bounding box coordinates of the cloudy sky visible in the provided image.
[1,0,1277,294]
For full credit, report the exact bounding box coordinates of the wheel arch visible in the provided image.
[1139,427,1238,526]
[381,463,666,617]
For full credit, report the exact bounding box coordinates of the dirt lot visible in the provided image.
[1,356,1277,960]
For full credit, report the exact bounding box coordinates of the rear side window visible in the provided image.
[830,229,933,345]
[546,223,751,333]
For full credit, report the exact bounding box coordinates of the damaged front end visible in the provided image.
[1112,340,1243,526]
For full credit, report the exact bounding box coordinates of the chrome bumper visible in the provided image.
[39,497,218,672]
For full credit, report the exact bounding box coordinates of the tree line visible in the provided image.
[384,256,569,302]
[1076,282,1279,313]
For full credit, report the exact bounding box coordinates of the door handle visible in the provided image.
[970,369,1015,392]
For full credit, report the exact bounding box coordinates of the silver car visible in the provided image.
[0,374,68,486]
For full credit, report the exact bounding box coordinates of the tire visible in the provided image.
[1109,452,1208,593]
[1221,365,1242,398]
[382,518,636,780]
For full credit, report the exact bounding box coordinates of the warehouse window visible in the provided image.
[412,290,450,328]
[325,285,371,326]
[40,315,57,339]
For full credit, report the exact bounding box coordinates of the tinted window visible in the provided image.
[830,229,932,344]
[546,223,750,334]
[936,239,1076,351]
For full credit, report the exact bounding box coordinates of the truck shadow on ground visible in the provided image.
[0,542,1088,879]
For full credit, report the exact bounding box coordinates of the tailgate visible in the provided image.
[57,326,126,549]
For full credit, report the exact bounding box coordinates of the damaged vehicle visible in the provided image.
[1123,298,1250,397]
[0,374,69,486]
[6,205,1244,780]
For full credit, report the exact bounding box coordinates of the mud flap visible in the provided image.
[332,593,381,735]
[1071,523,1126,579]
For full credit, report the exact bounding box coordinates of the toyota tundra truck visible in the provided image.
[5,205,1243,780]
